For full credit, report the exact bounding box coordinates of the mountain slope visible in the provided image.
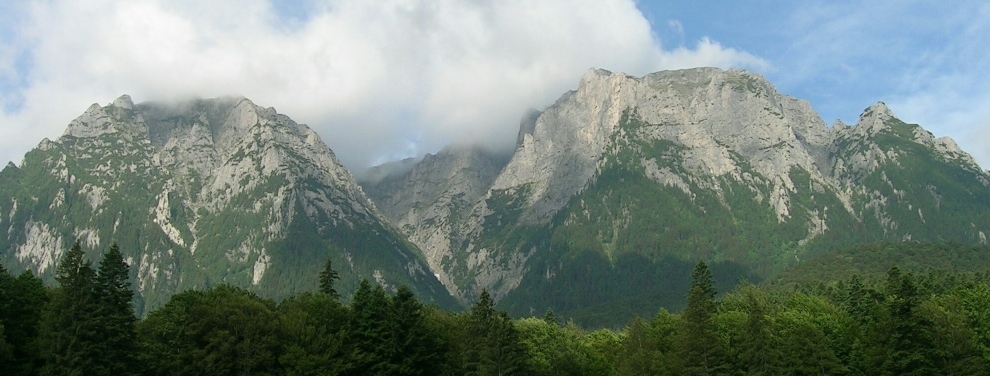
[0,95,456,313]
[360,145,510,296]
[364,67,990,324]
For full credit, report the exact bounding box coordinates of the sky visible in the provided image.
[0,0,987,171]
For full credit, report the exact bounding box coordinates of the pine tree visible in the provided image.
[542,308,558,326]
[0,266,47,376]
[38,240,102,376]
[319,257,341,300]
[676,261,723,376]
[882,267,936,375]
[0,322,14,372]
[94,243,138,375]
[388,285,445,376]
[276,292,349,375]
[464,289,528,376]
[347,279,394,375]
[737,287,782,375]
[137,286,280,375]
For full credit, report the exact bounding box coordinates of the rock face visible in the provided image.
[0,95,456,313]
[360,145,510,298]
[363,67,990,323]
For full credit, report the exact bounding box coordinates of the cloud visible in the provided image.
[762,1,990,169]
[883,3,990,169]
[0,0,766,169]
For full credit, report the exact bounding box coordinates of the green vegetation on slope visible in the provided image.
[6,242,990,375]
[768,242,990,289]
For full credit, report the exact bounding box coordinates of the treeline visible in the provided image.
[3,242,990,375]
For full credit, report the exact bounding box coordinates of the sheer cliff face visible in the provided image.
[360,145,510,298]
[365,67,990,304]
[0,95,455,313]
[493,67,835,224]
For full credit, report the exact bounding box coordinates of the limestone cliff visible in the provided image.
[0,95,456,313]
[364,67,990,308]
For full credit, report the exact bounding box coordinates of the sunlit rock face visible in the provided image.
[363,67,990,306]
[1,95,455,314]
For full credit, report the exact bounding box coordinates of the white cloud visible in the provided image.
[0,0,766,169]
[762,1,990,169]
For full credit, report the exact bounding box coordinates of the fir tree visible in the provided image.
[319,257,341,300]
[737,287,782,375]
[38,240,101,376]
[347,279,393,375]
[388,285,445,376]
[542,308,558,326]
[94,243,138,375]
[0,323,13,372]
[676,261,723,376]
[882,267,936,375]
[464,289,528,376]
[0,266,47,376]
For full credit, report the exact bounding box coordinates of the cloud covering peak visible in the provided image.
[0,0,766,168]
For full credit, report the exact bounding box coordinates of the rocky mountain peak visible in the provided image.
[112,94,134,110]
[516,109,541,147]
[855,101,895,135]
[62,96,146,139]
[362,66,990,307]
[4,94,456,312]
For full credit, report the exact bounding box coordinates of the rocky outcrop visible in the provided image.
[360,145,509,294]
[363,67,990,304]
[1,95,455,313]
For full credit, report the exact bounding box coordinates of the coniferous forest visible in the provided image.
[3,241,990,375]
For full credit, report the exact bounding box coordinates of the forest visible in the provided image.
[2,241,990,375]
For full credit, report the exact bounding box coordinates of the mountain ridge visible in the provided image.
[362,67,990,321]
[1,94,457,313]
[3,67,988,324]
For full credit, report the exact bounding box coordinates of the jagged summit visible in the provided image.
[854,101,896,135]
[362,66,990,314]
[112,94,134,109]
[5,68,989,325]
[2,94,456,313]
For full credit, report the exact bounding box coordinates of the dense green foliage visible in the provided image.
[768,242,990,289]
[34,241,138,376]
[6,241,990,375]
[0,262,47,376]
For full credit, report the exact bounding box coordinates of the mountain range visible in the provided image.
[360,67,990,322]
[2,67,989,322]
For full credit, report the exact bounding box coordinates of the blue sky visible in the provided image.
[0,1,987,170]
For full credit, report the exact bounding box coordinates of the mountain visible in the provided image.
[362,67,990,325]
[0,95,456,314]
[359,145,511,296]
